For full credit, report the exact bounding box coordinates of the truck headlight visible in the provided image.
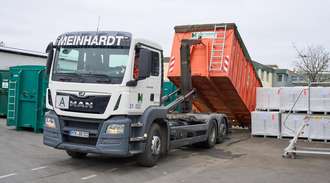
[45,117,56,129]
[106,124,125,135]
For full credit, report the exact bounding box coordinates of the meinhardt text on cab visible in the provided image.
[56,35,129,46]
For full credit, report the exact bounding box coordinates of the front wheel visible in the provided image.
[137,123,162,167]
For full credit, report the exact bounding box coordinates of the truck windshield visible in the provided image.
[52,47,129,84]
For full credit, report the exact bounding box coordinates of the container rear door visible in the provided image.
[18,69,39,129]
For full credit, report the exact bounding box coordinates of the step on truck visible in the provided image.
[43,30,229,167]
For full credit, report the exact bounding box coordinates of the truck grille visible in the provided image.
[64,120,100,130]
[60,117,103,146]
[63,136,98,145]
[57,92,110,114]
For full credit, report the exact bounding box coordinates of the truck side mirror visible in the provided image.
[45,42,54,75]
[126,80,137,87]
[138,48,152,80]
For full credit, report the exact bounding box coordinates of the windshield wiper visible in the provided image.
[55,72,84,82]
[58,77,72,82]
[78,73,112,83]
[94,74,112,83]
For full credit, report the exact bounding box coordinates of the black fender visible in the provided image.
[140,106,167,133]
[140,106,169,153]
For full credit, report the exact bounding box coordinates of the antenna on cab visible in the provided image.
[96,16,101,32]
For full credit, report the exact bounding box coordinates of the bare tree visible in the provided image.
[294,45,330,82]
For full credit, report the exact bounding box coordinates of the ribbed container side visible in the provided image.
[168,23,262,126]
[163,81,177,106]
[7,65,48,133]
[0,70,9,116]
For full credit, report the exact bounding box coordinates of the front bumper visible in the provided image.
[43,111,144,157]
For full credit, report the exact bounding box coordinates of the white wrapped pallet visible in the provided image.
[268,87,281,110]
[251,111,281,137]
[280,87,308,111]
[307,115,330,140]
[256,87,281,110]
[256,87,268,110]
[310,87,330,112]
[281,113,310,138]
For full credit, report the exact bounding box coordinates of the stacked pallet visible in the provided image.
[252,87,330,141]
[252,87,281,138]
[251,111,281,137]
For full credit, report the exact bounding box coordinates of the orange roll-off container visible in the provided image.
[167,23,262,126]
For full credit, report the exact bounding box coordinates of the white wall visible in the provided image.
[0,52,46,70]
[257,68,273,87]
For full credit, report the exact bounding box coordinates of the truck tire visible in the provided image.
[191,121,217,148]
[201,121,217,148]
[66,151,87,159]
[216,119,227,144]
[137,123,162,167]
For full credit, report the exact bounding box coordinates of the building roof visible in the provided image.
[252,61,275,73]
[266,65,279,69]
[0,46,47,58]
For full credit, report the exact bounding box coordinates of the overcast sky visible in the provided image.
[1,0,329,69]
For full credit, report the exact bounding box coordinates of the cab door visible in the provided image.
[129,44,162,114]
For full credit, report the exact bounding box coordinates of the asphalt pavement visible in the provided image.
[1,118,330,183]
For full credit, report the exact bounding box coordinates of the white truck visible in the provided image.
[43,31,228,166]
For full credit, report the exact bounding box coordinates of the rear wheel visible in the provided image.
[203,122,217,148]
[137,123,162,167]
[66,151,87,159]
[216,119,227,143]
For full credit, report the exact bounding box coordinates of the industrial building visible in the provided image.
[252,61,274,87]
[0,46,47,118]
[0,46,47,70]
[252,61,305,87]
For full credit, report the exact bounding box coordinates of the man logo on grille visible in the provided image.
[78,91,85,97]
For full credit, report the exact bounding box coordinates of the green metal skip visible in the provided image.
[7,65,48,133]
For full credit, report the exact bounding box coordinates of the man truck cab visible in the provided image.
[44,31,228,167]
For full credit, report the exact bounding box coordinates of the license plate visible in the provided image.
[69,130,89,138]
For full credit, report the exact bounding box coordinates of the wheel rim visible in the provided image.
[210,127,216,143]
[151,135,161,155]
[219,123,226,136]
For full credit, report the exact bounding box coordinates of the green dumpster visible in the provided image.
[7,65,48,133]
[163,81,177,106]
[0,70,9,116]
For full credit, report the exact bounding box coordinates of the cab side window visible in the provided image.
[151,51,160,76]
[133,48,140,80]
[133,45,160,80]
